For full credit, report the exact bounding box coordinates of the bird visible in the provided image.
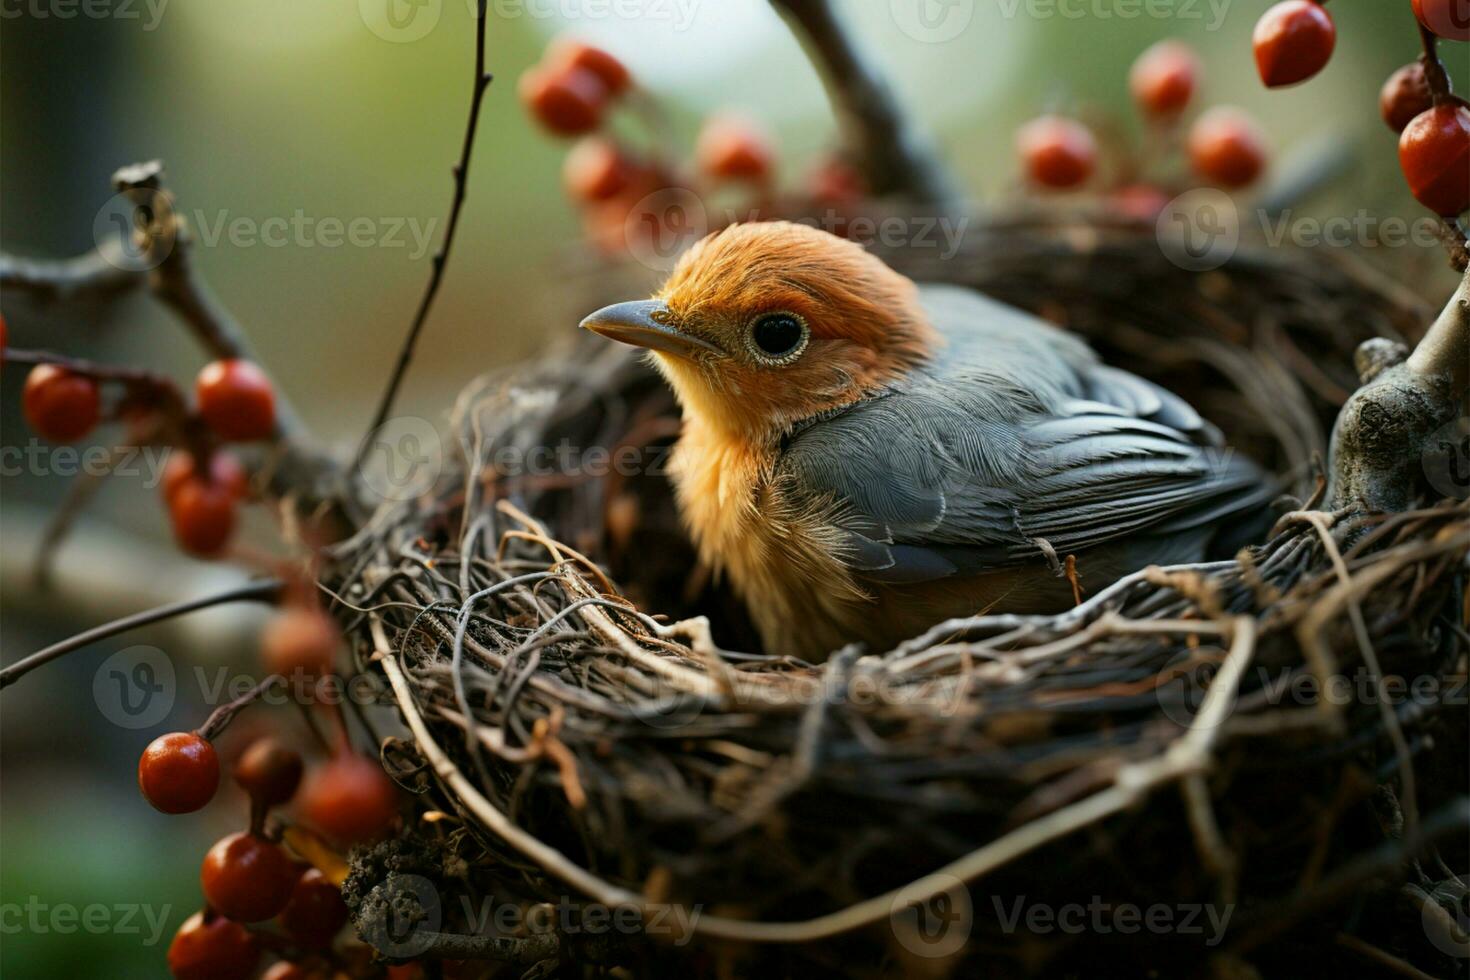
[581,221,1273,660]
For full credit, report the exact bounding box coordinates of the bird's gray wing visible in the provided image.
[776,288,1266,583]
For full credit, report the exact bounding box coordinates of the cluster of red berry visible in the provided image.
[520,37,867,254]
[131,588,400,978]
[1249,0,1469,217]
[1018,40,1267,198]
[7,313,276,559]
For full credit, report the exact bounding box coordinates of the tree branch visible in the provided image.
[0,243,141,302]
[355,0,493,471]
[0,579,283,689]
[768,0,961,207]
[1328,266,1470,510]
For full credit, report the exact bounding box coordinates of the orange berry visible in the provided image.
[168,911,259,980]
[23,364,100,442]
[162,449,247,505]
[518,65,606,136]
[695,114,775,181]
[1413,0,1470,42]
[1253,1,1335,88]
[1380,63,1434,134]
[201,831,301,923]
[168,475,238,557]
[1016,115,1097,189]
[234,737,304,808]
[547,38,631,95]
[261,607,339,679]
[278,868,349,947]
[196,359,276,442]
[139,731,219,814]
[1399,104,1470,216]
[1129,40,1199,117]
[301,754,399,844]
[563,137,636,202]
[1189,107,1268,188]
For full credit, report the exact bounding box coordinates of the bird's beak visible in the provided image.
[579,300,721,358]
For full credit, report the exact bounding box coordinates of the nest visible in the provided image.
[326,213,1469,978]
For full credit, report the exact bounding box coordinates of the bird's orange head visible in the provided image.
[581,221,940,441]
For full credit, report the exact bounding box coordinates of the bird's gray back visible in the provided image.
[775,284,1270,583]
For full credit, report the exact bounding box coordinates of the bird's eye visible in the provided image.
[747,312,808,363]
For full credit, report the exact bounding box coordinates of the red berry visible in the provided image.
[1399,104,1470,216]
[1414,0,1470,42]
[196,359,276,442]
[1189,107,1268,188]
[519,65,606,136]
[301,754,399,844]
[168,475,238,557]
[1380,63,1434,134]
[138,731,219,814]
[201,831,302,923]
[168,911,260,980]
[0,312,8,355]
[261,607,339,679]
[1016,116,1097,189]
[23,364,100,442]
[234,737,304,808]
[563,138,636,203]
[278,868,349,947]
[1253,1,1335,88]
[696,115,775,181]
[1129,40,1200,117]
[547,38,631,95]
[162,449,247,505]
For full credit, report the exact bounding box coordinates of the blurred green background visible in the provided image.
[1,1,1462,975]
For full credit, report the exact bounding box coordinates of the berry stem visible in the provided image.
[198,675,279,741]
[1418,24,1456,105]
